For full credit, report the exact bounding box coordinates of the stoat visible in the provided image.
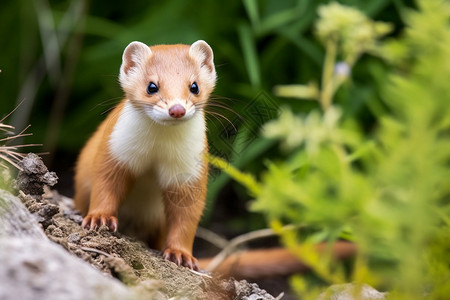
[74,40,216,270]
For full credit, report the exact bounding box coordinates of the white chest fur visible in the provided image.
[108,101,206,188]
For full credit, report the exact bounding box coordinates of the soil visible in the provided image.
[13,153,278,299]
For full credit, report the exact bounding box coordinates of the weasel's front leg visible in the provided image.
[82,159,134,232]
[161,174,207,270]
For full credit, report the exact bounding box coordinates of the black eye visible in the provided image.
[190,82,199,95]
[147,82,158,94]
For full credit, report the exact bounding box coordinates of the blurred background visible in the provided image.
[0,0,417,297]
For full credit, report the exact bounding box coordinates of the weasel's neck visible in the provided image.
[108,101,206,177]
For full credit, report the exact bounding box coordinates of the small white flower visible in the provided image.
[334,62,351,77]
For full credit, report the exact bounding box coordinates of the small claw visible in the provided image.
[81,216,90,229]
[108,218,118,232]
[81,217,89,230]
[90,223,97,230]
[90,217,99,230]
[100,216,107,227]
[162,251,168,260]
[172,252,182,266]
[182,256,193,269]
[192,259,199,271]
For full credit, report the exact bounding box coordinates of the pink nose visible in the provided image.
[169,104,186,118]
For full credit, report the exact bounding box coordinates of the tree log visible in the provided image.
[0,152,277,300]
[0,189,155,300]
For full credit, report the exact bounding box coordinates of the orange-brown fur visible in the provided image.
[74,41,216,270]
[161,156,208,267]
[75,102,134,231]
[74,40,355,278]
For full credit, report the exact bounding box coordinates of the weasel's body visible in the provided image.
[74,41,216,269]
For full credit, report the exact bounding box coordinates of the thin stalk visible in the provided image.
[320,39,337,111]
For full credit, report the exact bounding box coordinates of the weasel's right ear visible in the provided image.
[120,41,152,78]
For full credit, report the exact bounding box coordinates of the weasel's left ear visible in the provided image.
[120,41,152,78]
[189,40,215,73]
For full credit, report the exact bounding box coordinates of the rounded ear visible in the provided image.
[189,40,215,73]
[120,41,152,77]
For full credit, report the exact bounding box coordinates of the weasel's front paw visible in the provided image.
[82,213,118,232]
[162,248,199,270]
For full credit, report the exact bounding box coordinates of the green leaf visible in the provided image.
[273,82,319,100]
[242,0,260,30]
[238,23,261,88]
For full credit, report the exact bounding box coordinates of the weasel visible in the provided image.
[74,40,216,270]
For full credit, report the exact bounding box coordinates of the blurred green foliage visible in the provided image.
[0,0,408,151]
[211,0,450,298]
[3,0,448,297]
[0,0,413,224]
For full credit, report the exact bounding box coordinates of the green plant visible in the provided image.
[205,0,409,224]
[210,0,450,298]
[274,1,392,110]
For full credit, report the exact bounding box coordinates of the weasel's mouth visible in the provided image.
[152,117,188,126]
[145,105,196,126]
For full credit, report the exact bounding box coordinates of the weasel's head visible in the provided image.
[119,40,216,125]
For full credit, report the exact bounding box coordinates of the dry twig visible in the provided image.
[204,224,299,272]
[0,105,40,170]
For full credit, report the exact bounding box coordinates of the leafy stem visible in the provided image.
[320,38,338,111]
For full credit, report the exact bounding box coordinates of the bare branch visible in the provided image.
[196,227,228,249]
[0,99,25,124]
[203,224,300,272]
